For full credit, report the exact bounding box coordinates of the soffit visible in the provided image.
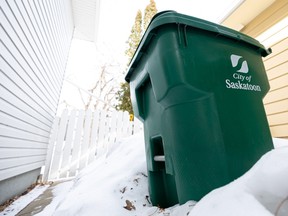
[221,0,276,31]
[71,0,100,42]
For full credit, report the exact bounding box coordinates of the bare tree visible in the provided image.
[59,42,124,113]
[81,62,121,112]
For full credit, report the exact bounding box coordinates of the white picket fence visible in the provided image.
[43,109,143,181]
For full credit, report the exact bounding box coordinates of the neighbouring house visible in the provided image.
[221,0,288,139]
[0,0,101,205]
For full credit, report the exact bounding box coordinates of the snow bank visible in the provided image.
[36,133,288,216]
[37,132,150,216]
[189,146,288,216]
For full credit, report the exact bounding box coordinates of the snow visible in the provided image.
[2,133,288,216]
[188,145,288,216]
[0,185,49,216]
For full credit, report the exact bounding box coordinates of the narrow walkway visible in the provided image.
[16,181,67,216]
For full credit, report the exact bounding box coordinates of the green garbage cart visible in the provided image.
[125,11,273,207]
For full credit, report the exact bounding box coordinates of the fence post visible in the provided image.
[49,109,68,179]
[43,116,60,182]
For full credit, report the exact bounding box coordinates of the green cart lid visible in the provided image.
[125,11,271,83]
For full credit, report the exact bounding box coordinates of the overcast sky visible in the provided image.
[96,0,243,55]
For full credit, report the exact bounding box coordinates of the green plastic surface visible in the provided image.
[126,11,273,207]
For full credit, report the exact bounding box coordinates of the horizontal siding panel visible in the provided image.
[0,64,55,122]
[267,112,288,126]
[264,48,288,70]
[32,1,64,75]
[0,155,45,170]
[0,148,46,159]
[0,124,49,144]
[0,161,44,181]
[0,37,55,115]
[269,73,288,91]
[264,37,288,60]
[64,0,74,45]
[263,86,288,104]
[0,0,73,184]
[19,0,61,77]
[36,1,64,69]
[0,111,50,138]
[0,71,43,113]
[1,1,57,104]
[20,0,62,88]
[0,136,47,149]
[57,0,74,62]
[0,49,56,119]
[266,61,288,80]
[265,99,288,115]
[4,0,59,102]
[263,38,288,138]
[51,1,67,66]
[12,0,62,97]
[242,1,288,138]
[0,81,53,125]
[270,124,288,138]
[0,98,51,132]
[0,30,57,115]
[51,0,71,66]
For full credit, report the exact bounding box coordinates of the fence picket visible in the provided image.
[79,110,92,170]
[69,110,84,177]
[88,110,100,163]
[104,112,111,147]
[109,110,118,144]
[44,109,143,180]
[43,116,60,182]
[115,111,123,141]
[122,111,130,137]
[49,110,68,179]
[59,109,76,178]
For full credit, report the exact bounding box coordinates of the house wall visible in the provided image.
[241,0,288,138]
[0,0,74,204]
[262,37,288,138]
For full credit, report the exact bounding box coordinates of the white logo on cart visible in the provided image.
[225,54,261,92]
[230,54,249,73]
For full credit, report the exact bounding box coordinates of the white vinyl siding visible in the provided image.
[0,0,74,181]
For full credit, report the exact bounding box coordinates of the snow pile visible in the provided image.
[189,146,288,216]
[36,132,288,216]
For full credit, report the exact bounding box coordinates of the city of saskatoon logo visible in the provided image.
[225,54,261,92]
[230,54,249,73]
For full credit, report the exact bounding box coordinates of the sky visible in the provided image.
[58,0,244,113]
[96,0,243,56]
